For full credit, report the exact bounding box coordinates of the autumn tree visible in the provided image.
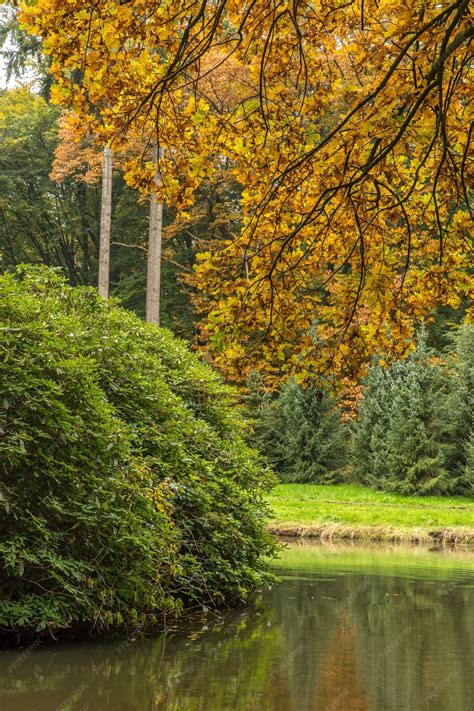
[21,0,473,386]
[47,48,250,331]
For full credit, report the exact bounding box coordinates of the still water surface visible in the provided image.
[1,542,473,711]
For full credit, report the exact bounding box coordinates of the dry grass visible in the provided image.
[267,521,474,545]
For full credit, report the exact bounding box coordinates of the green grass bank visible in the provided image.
[266,484,474,545]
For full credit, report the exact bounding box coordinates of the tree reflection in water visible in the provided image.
[0,543,473,711]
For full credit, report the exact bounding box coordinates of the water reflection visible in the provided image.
[1,542,473,710]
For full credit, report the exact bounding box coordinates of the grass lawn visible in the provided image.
[266,484,474,542]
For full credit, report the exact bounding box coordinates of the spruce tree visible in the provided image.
[286,385,348,484]
[383,349,451,495]
[244,371,277,457]
[443,324,474,489]
[244,371,271,420]
[352,365,397,490]
[463,432,474,488]
[253,379,348,484]
[353,331,464,495]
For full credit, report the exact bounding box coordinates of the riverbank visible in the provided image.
[267,484,474,545]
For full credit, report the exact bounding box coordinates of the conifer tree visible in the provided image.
[244,371,272,423]
[463,433,474,488]
[444,325,474,485]
[353,330,473,496]
[383,350,450,495]
[253,379,348,484]
[352,366,397,490]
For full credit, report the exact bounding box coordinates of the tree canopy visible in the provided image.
[21,0,473,385]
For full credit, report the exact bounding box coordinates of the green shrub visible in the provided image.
[0,266,274,638]
[248,377,348,484]
[353,328,474,496]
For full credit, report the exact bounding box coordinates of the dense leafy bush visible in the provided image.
[353,328,474,495]
[0,266,274,638]
[247,376,348,484]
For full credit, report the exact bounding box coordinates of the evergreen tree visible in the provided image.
[443,324,474,486]
[383,349,451,495]
[352,365,397,490]
[252,379,348,484]
[464,432,474,486]
[0,3,51,99]
[244,371,272,423]
[353,330,473,496]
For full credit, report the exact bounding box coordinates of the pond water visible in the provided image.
[1,542,474,711]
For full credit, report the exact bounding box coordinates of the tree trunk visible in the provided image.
[98,145,113,298]
[146,143,164,324]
